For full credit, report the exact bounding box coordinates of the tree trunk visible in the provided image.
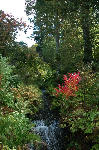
[55,30,60,54]
[55,9,60,54]
[54,9,60,73]
[81,4,93,64]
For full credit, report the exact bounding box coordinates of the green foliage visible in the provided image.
[91,144,99,150]
[0,55,41,148]
[0,54,44,115]
[0,112,40,148]
[66,141,81,150]
[0,55,15,107]
[12,84,43,115]
[26,0,99,73]
[9,43,53,86]
[78,65,99,105]
[51,67,99,148]
[0,0,98,149]
[59,22,83,72]
[42,36,56,68]
[70,108,99,133]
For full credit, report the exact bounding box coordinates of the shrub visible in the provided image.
[54,72,81,99]
[0,55,41,148]
[10,45,53,86]
[12,84,43,115]
[52,68,99,149]
[0,55,15,107]
[0,112,40,149]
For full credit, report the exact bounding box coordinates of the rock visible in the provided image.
[34,140,47,150]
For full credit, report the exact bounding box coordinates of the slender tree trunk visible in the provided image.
[81,4,93,64]
[54,9,60,72]
[55,30,60,54]
[55,9,60,54]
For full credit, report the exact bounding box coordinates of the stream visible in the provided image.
[31,89,65,150]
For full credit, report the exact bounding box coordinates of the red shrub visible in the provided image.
[54,72,81,99]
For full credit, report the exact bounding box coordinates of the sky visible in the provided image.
[0,0,35,47]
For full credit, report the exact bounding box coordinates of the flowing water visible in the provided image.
[31,90,65,150]
[33,120,62,150]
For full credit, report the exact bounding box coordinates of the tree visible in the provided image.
[0,10,26,56]
[25,0,62,54]
[74,0,99,63]
[25,0,99,70]
[56,0,99,64]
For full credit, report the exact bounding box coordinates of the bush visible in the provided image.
[0,112,40,149]
[0,55,41,148]
[10,44,53,86]
[52,67,99,149]
[0,55,15,107]
[12,84,43,115]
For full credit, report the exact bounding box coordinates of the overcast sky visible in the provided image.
[0,0,35,47]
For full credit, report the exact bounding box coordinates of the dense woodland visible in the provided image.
[0,0,99,149]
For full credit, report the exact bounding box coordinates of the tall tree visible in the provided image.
[70,0,99,63]
[25,0,61,54]
[25,0,99,67]
[80,3,93,63]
